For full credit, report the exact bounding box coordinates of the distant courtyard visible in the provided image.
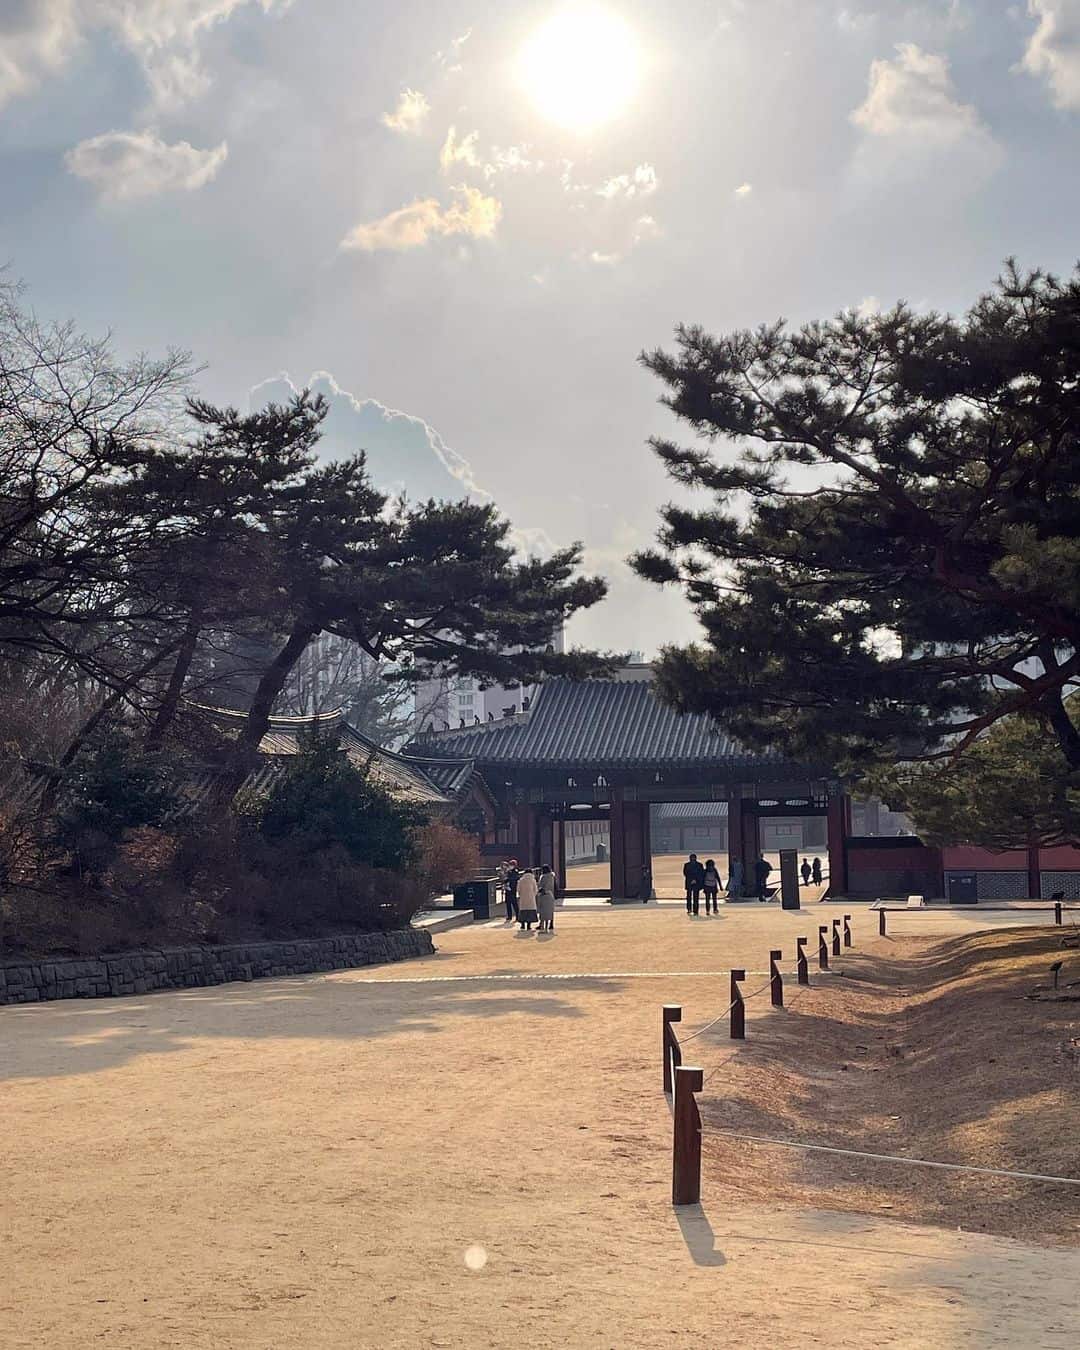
[3,904,1075,1350]
[566,849,829,899]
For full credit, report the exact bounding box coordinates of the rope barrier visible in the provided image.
[698,980,819,1086]
[668,935,858,1206]
[698,1128,1080,1186]
[679,977,774,1042]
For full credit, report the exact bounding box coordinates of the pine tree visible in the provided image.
[167,399,611,796]
[634,262,1080,844]
[871,697,1080,849]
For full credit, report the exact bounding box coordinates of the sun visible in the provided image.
[517,6,642,132]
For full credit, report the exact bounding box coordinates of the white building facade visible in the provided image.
[412,630,580,733]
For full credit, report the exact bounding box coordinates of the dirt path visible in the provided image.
[2,907,1077,1348]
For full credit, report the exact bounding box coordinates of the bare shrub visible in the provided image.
[409,820,481,899]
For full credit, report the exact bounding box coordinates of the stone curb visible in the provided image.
[0,929,434,1005]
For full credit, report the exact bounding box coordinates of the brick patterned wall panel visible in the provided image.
[1041,872,1080,901]
[973,871,1029,900]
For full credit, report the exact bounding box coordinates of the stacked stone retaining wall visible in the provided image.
[0,929,434,1005]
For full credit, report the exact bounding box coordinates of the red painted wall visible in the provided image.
[845,841,942,898]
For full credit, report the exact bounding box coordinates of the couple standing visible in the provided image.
[682,854,722,916]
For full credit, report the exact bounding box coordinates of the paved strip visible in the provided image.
[344,970,809,983]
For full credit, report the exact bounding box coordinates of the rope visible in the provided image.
[697,978,819,1086]
[701,1049,742,1087]
[679,977,774,1042]
[698,1128,1080,1186]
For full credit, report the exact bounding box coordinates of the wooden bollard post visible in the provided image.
[843,914,853,948]
[672,1065,704,1206]
[796,936,809,986]
[1055,901,1063,926]
[831,918,842,957]
[662,1005,682,1095]
[730,969,746,1039]
[818,926,829,970]
[769,949,784,1007]
[879,908,887,937]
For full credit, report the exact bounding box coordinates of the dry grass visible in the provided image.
[700,927,1080,1244]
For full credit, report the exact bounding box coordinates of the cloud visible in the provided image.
[537,160,664,265]
[0,1,287,112]
[250,369,494,503]
[0,1,79,108]
[851,43,991,146]
[849,44,1001,192]
[248,370,556,557]
[836,2,971,36]
[64,129,228,201]
[439,128,540,180]
[1021,1,1080,110]
[439,125,480,171]
[434,28,471,72]
[734,182,753,197]
[632,214,661,243]
[484,144,540,176]
[340,185,502,252]
[381,86,430,134]
[596,163,659,200]
[574,518,698,658]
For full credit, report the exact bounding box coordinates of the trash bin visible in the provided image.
[452,878,499,919]
[947,873,978,904]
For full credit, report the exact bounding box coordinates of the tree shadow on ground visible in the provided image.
[1,972,626,1083]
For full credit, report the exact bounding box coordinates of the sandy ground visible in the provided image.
[3,905,1078,1349]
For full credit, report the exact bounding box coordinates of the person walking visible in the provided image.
[811,856,823,886]
[683,853,705,916]
[728,857,744,901]
[516,866,539,932]
[702,859,721,915]
[800,858,812,887]
[504,860,521,921]
[537,865,557,933]
[754,853,773,903]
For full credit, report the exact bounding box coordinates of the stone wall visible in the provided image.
[0,929,434,1006]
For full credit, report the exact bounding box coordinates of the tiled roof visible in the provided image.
[418,759,479,797]
[3,710,470,822]
[410,677,792,771]
[194,706,454,807]
[655,801,729,820]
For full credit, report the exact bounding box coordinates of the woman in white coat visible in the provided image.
[516,867,539,932]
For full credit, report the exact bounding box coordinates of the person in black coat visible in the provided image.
[683,853,705,916]
[504,860,521,921]
[754,854,773,902]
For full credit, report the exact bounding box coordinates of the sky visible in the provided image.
[2,1,1079,655]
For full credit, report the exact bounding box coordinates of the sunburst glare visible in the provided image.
[517,6,642,132]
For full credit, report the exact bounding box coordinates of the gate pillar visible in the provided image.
[826,789,850,897]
